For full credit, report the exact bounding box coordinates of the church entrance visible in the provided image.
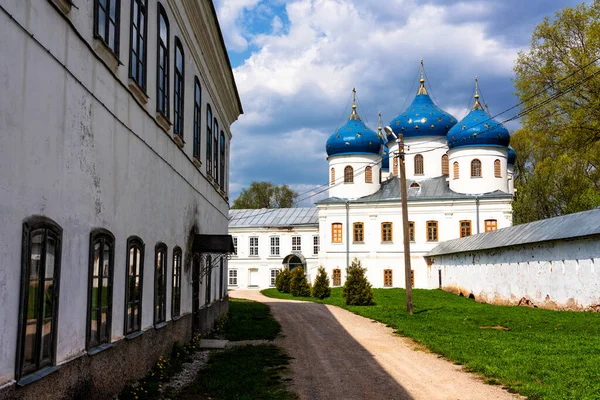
[282,253,306,271]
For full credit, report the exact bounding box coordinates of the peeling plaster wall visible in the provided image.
[428,236,600,310]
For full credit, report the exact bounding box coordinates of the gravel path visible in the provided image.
[230,290,521,400]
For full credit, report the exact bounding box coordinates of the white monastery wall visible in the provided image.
[328,154,381,199]
[448,146,509,194]
[388,137,449,180]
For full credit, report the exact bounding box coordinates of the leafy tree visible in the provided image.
[232,182,298,209]
[290,267,311,297]
[512,3,600,223]
[311,266,331,299]
[342,258,373,306]
[275,268,291,293]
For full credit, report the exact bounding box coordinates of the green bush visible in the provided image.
[342,258,374,305]
[311,266,331,299]
[290,267,311,297]
[275,268,291,293]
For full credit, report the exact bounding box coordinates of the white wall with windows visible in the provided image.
[328,154,382,199]
[387,136,449,181]
[0,0,240,393]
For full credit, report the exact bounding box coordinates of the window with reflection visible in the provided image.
[95,0,121,55]
[88,229,114,350]
[206,105,212,176]
[17,217,62,381]
[125,236,144,335]
[156,4,169,117]
[193,78,202,160]
[172,247,182,318]
[213,119,219,181]
[154,243,167,325]
[129,0,147,89]
[174,39,184,137]
[220,132,225,189]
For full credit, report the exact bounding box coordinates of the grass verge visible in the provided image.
[262,287,600,400]
[220,298,281,341]
[179,344,296,400]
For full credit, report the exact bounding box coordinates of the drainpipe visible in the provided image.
[476,196,480,234]
[346,201,350,269]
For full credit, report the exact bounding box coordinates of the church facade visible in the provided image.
[229,70,515,290]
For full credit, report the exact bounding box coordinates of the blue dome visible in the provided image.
[388,79,457,141]
[447,101,510,149]
[326,105,384,157]
[381,145,390,169]
[507,146,516,165]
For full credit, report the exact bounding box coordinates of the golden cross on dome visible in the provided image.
[349,88,361,120]
[417,59,428,95]
[472,76,484,111]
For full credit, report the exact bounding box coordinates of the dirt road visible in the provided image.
[229,290,520,400]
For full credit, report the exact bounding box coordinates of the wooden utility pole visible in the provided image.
[398,134,414,314]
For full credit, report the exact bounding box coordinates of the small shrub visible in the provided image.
[275,268,291,293]
[311,266,331,299]
[290,267,311,297]
[342,258,374,305]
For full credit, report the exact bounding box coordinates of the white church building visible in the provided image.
[229,72,516,290]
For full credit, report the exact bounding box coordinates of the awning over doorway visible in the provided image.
[192,234,235,253]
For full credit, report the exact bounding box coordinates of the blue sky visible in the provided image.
[214,0,587,205]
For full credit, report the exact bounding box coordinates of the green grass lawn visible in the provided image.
[262,288,600,400]
[221,298,281,341]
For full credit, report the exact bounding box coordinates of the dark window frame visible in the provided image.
[332,268,342,286]
[128,0,148,90]
[193,77,202,160]
[94,0,121,56]
[213,118,219,181]
[219,131,226,189]
[414,154,424,175]
[16,216,63,382]
[172,247,182,318]
[206,104,213,176]
[86,229,115,351]
[344,166,354,183]
[173,38,185,138]
[124,236,145,336]
[156,4,170,118]
[353,222,364,242]
[205,255,212,305]
[154,243,167,325]
[219,258,224,300]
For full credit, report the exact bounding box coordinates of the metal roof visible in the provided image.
[427,208,600,257]
[229,208,319,228]
[315,176,511,205]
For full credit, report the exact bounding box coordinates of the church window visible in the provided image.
[249,237,259,256]
[125,236,144,335]
[206,104,212,176]
[427,221,438,242]
[330,168,335,185]
[17,217,62,381]
[485,219,498,232]
[365,166,372,183]
[393,156,399,176]
[193,78,202,161]
[270,236,280,256]
[494,159,501,178]
[453,162,459,179]
[156,4,169,117]
[353,222,364,242]
[384,269,393,287]
[460,221,472,238]
[129,0,147,90]
[332,223,343,243]
[95,0,120,55]
[414,154,424,175]
[154,243,167,325]
[381,222,393,242]
[292,236,301,252]
[172,247,182,318]
[344,166,354,183]
[173,38,184,139]
[332,269,342,286]
[471,159,482,177]
[441,154,449,175]
[88,229,114,351]
[408,221,415,242]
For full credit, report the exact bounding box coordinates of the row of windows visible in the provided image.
[331,166,375,185]
[331,219,498,243]
[454,159,502,179]
[233,236,320,257]
[227,269,281,287]
[91,0,228,191]
[16,216,222,381]
[389,154,503,179]
[329,268,414,287]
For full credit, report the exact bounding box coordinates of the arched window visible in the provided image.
[129,0,147,89]
[471,159,482,177]
[125,236,145,335]
[154,243,167,325]
[494,159,501,178]
[156,4,169,117]
[220,131,226,189]
[365,166,372,183]
[206,104,212,176]
[213,119,219,181]
[414,154,424,175]
[441,154,449,175]
[193,77,202,160]
[174,38,184,138]
[453,162,459,179]
[88,229,115,350]
[344,166,354,183]
[172,247,182,318]
[330,168,335,185]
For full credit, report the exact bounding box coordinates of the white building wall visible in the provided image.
[448,146,509,194]
[427,236,600,310]
[328,154,382,199]
[387,137,448,180]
